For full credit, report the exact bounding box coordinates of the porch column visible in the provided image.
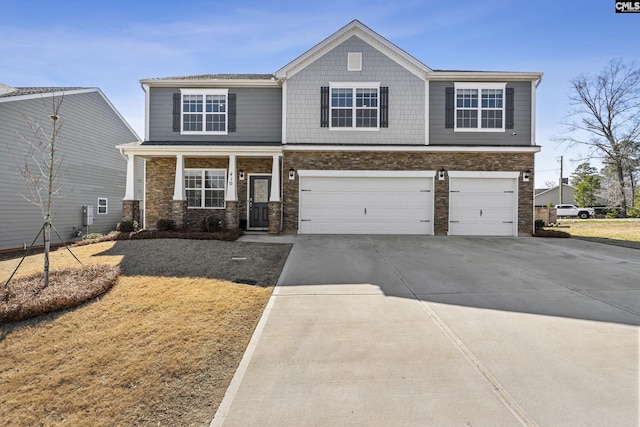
[270,155,280,202]
[171,154,187,229]
[173,154,184,200]
[224,155,239,230]
[226,155,238,201]
[122,152,140,225]
[123,153,136,200]
[268,154,282,234]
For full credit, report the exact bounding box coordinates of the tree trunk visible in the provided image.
[43,218,50,288]
[616,159,628,217]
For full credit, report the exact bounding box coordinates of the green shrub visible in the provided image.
[117,220,139,232]
[82,232,103,240]
[605,209,620,219]
[627,206,640,218]
[201,215,225,232]
[156,219,176,231]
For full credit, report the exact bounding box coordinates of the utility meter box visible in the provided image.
[83,205,94,226]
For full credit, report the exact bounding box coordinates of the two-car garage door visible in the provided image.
[298,171,434,235]
[297,170,519,236]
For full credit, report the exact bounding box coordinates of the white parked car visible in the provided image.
[555,204,595,219]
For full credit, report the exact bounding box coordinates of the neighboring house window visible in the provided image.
[322,83,383,130]
[179,89,229,134]
[185,169,226,208]
[97,198,108,214]
[449,83,508,132]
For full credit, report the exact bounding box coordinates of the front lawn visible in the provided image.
[558,219,640,242]
[0,239,291,426]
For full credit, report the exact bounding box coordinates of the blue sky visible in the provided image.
[1,0,638,187]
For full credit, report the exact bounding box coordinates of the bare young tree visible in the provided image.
[13,95,66,287]
[560,59,640,216]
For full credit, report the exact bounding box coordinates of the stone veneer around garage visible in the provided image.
[282,150,535,236]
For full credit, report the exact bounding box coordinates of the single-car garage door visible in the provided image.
[448,171,519,236]
[298,170,435,235]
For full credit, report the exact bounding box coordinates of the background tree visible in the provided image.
[570,162,601,207]
[560,59,640,216]
[12,95,65,288]
[570,162,599,186]
[544,180,557,189]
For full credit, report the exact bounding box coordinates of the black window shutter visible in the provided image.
[320,86,329,127]
[172,93,181,132]
[445,87,454,129]
[228,93,236,132]
[505,87,515,129]
[380,86,389,128]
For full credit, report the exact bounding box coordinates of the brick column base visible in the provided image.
[224,201,239,231]
[171,200,188,230]
[268,201,282,235]
[122,200,140,224]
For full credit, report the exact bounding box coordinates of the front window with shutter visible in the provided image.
[325,83,384,130]
[180,89,228,134]
[453,83,507,132]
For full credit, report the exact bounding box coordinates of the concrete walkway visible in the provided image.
[212,236,640,426]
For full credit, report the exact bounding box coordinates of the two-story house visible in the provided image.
[117,20,542,237]
[1,84,141,252]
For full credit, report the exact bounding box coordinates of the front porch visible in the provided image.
[119,145,283,234]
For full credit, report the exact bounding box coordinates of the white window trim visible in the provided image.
[97,197,108,214]
[329,82,380,131]
[184,168,227,209]
[454,82,506,133]
[180,88,229,135]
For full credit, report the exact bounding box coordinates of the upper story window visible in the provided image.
[330,83,380,130]
[185,169,226,208]
[180,89,228,134]
[454,83,506,132]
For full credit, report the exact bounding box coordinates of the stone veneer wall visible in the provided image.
[145,157,176,230]
[282,151,535,236]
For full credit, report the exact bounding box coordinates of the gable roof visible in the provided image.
[274,20,432,80]
[0,86,89,98]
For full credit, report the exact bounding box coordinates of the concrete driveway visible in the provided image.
[212,236,639,427]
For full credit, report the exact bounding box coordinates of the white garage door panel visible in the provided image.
[299,176,433,235]
[449,177,517,236]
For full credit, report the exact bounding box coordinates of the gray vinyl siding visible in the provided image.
[0,90,140,251]
[429,80,533,146]
[148,87,282,142]
[286,36,425,145]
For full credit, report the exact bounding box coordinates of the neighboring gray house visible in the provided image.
[118,20,543,236]
[0,84,141,252]
[534,183,610,207]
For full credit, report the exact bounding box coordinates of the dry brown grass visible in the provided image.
[559,219,640,242]
[0,239,290,426]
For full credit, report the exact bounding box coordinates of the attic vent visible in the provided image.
[348,52,362,71]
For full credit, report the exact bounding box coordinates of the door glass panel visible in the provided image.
[254,179,269,203]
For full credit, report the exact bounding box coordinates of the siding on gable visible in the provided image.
[0,91,139,251]
[286,36,425,145]
[148,87,282,143]
[429,80,533,146]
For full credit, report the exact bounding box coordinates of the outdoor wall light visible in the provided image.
[438,168,446,180]
[238,170,245,180]
[523,169,531,182]
[289,168,296,180]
